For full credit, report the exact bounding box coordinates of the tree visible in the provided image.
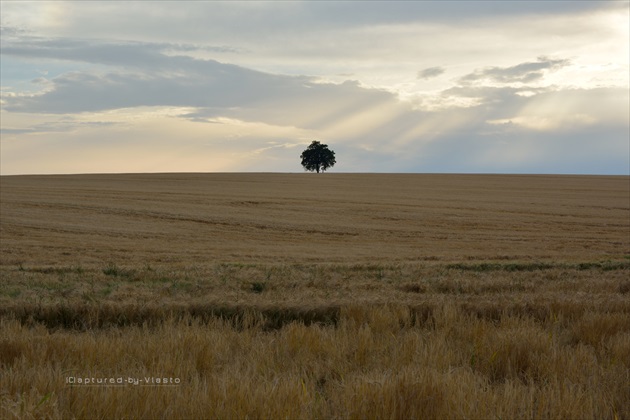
[300,141,336,173]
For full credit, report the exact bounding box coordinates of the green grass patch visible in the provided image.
[102,264,135,279]
[17,266,85,275]
[250,282,267,294]
[1,288,23,298]
[446,262,555,272]
[446,261,630,272]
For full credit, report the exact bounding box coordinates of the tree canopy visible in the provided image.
[300,141,336,173]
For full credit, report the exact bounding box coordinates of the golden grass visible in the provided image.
[1,174,629,418]
[1,173,628,265]
[2,296,629,418]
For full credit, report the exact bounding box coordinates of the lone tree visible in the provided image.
[300,141,336,173]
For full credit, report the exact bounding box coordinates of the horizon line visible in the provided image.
[1,171,629,177]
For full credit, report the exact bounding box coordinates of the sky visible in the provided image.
[1,1,628,175]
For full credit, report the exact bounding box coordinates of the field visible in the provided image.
[1,173,629,418]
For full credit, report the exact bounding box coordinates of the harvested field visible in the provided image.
[1,173,628,265]
[1,173,629,418]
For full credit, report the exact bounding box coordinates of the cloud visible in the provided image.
[2,45,627,174]
[415,122,629,174]
[0,127,35,135]
[460,57,571,84]
[417,67,445,80]
[0,117,118,136]
[3,2,615,43]
[1,34,410,139]
[2,66,402,136]
[0,31,240,70]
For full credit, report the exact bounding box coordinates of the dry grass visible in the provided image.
[1,173,628,266]
[1,294,629,419]
[1,174,629,418]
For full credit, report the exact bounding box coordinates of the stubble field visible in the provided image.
[1,173,629,418]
